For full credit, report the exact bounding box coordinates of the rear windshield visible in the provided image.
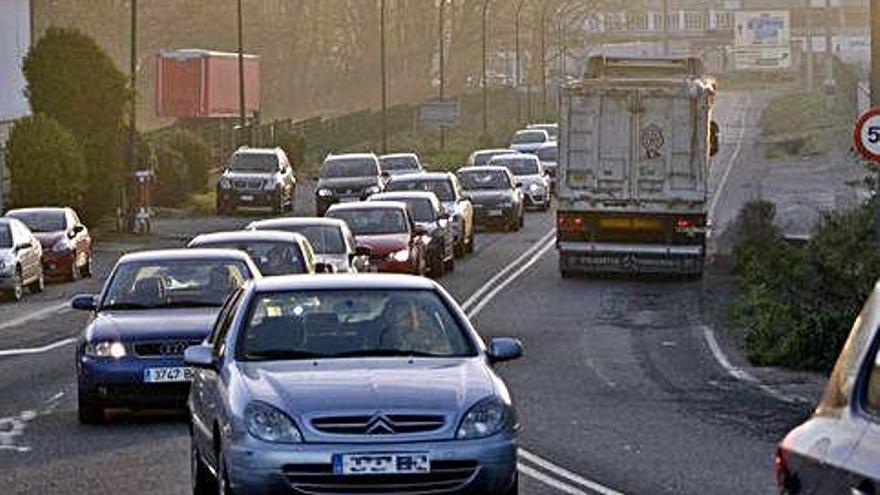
[473,151,512,167]
[491,156,540,176]
[229,153,279,172]
[193,240,306,276]
[386,178,454,202]
[322,158,379,178]
[536,146,557,162]
[7,211,66,232]
[328,208,408,235]
[401,199,436,223]
[380,156,419,172]
[457,170,510,190]
[0,225,11,248]
[513,131,547,144]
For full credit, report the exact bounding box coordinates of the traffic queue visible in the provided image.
[39,128,556,495]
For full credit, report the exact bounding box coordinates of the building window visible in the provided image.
[714,12,734,30]
[684,12,704,31]
[627,12,648,31]
[666,13,680,31]
[605,12,625,32]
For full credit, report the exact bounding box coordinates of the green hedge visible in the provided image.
[731,200,880,371]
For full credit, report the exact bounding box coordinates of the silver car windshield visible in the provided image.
[102,260,250,310]
[240,289,475,360]
[0,225,11,248]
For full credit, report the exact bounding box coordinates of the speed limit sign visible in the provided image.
[855,108,880,162]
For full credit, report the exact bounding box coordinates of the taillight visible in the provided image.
[774,447,789,491]
[676,218,695,229]
[557,213,586,234]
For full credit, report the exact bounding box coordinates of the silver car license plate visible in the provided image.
[143,367,193,383]
[240,195,254,202]
[334,453,430,475]
[488,209,503,216]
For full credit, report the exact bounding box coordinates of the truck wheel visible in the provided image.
[559,256,574,279]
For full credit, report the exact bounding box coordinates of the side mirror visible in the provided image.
[709,121,720,157]
[354,246,372,257]
[71,294,98,311]
[314,262,335,274]
[184,344,216,370]
[488,337,523,363]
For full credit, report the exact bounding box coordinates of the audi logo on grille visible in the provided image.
[159,341,190,356]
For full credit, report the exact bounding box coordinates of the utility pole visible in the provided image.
[540,1,548,120]
[438,0,446,149]
[872,0,879,107]
[662,0,669,56]
[515,0,527,123]
[481,0,490,136]
[237,0,247,141]
[805,0,814,91]
[380,0,388,154]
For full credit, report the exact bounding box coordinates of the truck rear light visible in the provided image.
[676,219,695,229]
[557,213,586,233]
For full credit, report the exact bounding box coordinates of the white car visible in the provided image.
[527,123,558,141]
[510,129,551,154]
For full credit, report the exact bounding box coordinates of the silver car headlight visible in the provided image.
[85,341,127,359]
[245,401,303,444]
[456,396,513,439]
[528,183,544,194]
[0,258,12,274]
[317,188,334,197]
[218,177,232,189]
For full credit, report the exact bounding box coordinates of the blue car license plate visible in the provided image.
[143,367,193,383]
[333,453,430,475]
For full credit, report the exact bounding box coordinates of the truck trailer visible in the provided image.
[556,56,718,277]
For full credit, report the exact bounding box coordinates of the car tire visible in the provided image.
[454,240,465,259]
[430,252,444,279]
[81,255,94,278]
[191,433,216,495]
[31,272,45,293]
[69,258,81,282]
[77,388,104,425]
[3,269,23,302]
[444,256,454,273]
[502,474,519,495]
[466,229,475,254]
[216,447,234,495]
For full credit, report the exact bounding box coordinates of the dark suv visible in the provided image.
[315,153,383,216]
[216,147,296,214]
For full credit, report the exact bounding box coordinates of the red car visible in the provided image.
[5,207,93,281]
[325,201,427,275]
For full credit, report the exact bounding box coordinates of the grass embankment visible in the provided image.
[758,90,856,159]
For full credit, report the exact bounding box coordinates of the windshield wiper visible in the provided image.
[245,350,328,361]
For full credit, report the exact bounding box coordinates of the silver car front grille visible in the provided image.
[233,179,264,191]
[311,414,445,435]
[282,460,479,494]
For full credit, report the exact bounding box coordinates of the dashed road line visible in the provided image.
[0,302,72,332]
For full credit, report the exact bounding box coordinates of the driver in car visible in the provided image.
[379,297,449,354]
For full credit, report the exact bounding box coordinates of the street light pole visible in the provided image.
[237,0,247,142]
[481,0,491,136]
[438,0,446,149]
[380,0,388,154]
[515,0,527,123]
[872,0,879,108]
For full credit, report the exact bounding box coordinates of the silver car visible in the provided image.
[185,274,523,494]
[0,217,44,301]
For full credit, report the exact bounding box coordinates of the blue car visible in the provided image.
[185,274,523,494]
[72,249,261,424]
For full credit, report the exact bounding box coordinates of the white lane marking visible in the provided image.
[457,230,626,494]
[0,302,72,331]
[461,228,556,312]
[0,392,65,453]
[709,95,752,217]
[520,450,626,495]
[466,238,556,318]
[0,337,77,358]
[701,325,809,405]
[518,463,590,495]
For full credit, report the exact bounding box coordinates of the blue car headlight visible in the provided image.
[456,396,513,439]
[85,341,127,359]
[245,401,303,443]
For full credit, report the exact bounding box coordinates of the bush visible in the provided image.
[5,114,88,210]
[731,200,880,371]
[23,27,129,217]
[155,130,214,192]
[152,144,190,207]
[274,130,306,172]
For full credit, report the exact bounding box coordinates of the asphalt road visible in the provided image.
[0,91,815,494]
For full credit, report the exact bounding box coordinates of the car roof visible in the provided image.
[528,123,557,128]
[490,153,538,163]
[118,248,254,264]
[473,148,517,156]
[534,142,557,150]
[188,230,307,247]
[249,217,346,229]
[370,191,437,201]
[325,152,377,161]
[6,207,69,215]
[388,172,451,181]
[235,147,280,155]
[515,129,548,135]
[253,273,437,293]
[458,165,509,174]
[326,200,408,212]
[380,153,418,160]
